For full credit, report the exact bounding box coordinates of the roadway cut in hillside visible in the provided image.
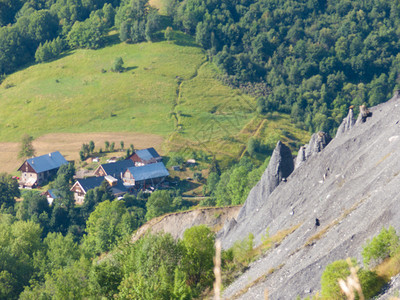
[0,132,163,173]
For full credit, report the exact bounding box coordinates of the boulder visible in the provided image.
[356,105,372,124]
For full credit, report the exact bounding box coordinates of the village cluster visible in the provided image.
[17,147,169,205]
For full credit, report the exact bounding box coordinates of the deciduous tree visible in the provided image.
[0,173,20,209]
[18,134,35,159]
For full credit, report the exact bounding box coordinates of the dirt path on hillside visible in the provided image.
[0,132,164,174]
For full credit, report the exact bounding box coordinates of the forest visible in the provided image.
[0,165,220,299]
[1,0,400,136]
[0,154,272,298]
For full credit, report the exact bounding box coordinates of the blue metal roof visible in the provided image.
[127,162,169,182]
[135,148,160,161]
[77,176,106,193]
[27,151,68,173]
[47,189,58,199]
[77,177,127,196]
[110,180,128,195]
[101,160,134,178]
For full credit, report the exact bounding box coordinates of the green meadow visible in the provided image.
[0,32,309,159]
[0,36,203,139]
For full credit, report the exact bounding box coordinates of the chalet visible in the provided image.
[123,162,169,189]
[71,177,105,205]
[18,151,68,188]
[128,147,162,166]
[70,176,128,205]
[94,159,134,178]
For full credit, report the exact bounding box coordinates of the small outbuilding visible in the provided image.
[70,176,105,205]
[41,189,59,205]
[128,147,162,166]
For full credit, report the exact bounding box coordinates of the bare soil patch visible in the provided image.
[0,132,164,174]
[149,0,163,9]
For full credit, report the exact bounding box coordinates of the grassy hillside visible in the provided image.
[169,62,310,160]
[0,35,203,140]
[0,32,309,164]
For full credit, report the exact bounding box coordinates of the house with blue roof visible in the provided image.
[122,162,169,189]
[70,176,106,204]
[70,175,129,205]
[93,159,135,178]
[128,147,162,166]
[18,151,68,188]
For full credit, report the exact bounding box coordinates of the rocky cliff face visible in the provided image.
[295,131,331,168]
[335,107,356,138]
[220,141,294,245]
[220,93,400,299]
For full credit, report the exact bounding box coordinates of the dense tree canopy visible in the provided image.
[0,0,119,74]
[164,0,400,134]
[0,174,20,210]
[83,200,134,254]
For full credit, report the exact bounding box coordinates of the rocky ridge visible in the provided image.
[220,92,400,299]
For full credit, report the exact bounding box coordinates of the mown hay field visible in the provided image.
[0,132,164,174]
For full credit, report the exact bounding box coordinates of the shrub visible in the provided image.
[362,226,400,267]
[247,137,259,156]
[111,57,124,72]
[321,259,385,299]
[231,233,255,265]
[321,259,356,299]
[193,172,202,181]
[357,268,385,299]
[168,154,184,167]
[199,197,216,207]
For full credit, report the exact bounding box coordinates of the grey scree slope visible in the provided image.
[219,92,400,299]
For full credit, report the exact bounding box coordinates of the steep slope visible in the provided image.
[220,92,400,299]
[131,206,241,243]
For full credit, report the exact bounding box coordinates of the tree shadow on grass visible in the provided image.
[14,49,75,74]
[180,113,192,117]
[124,66,138,72]
[172,31,200,48]
[102,31,121,47]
